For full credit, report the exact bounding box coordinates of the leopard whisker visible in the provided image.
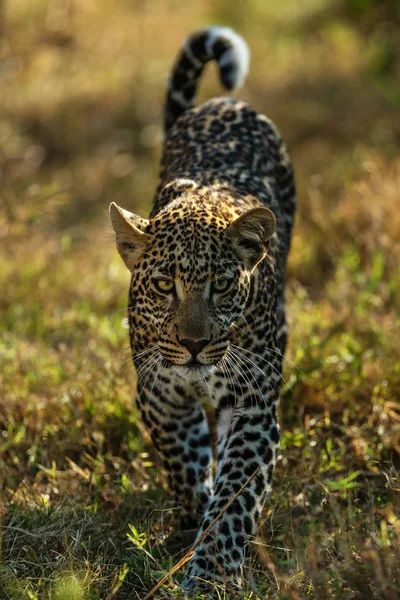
[229,347,281,395]
[229,347,279,407]
[136,351,161,381]
[138,353,163,392]
[226,348,261,413]
[241,309,257,325]
[229,346,280,395]
[133,345,160,363]
[117,357,137,374]
[217,358,235,455]
[230,322,248,338]
[223,352,255,415]
[230,344,293,393]
[262,345,304,374]
[146,358,164,412]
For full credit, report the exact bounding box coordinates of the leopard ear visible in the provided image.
[225,207,276,271]
[109,202,150,271]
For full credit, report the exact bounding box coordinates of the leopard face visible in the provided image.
[110,193,276,374]
[130,208,250,372]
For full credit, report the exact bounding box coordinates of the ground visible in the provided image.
[1,1,400,598]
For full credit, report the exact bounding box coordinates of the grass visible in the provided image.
[1,0,400,598]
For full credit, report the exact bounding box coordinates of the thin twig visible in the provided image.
[143,550,196,600]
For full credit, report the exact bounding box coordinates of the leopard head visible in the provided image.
[110,194,275,374]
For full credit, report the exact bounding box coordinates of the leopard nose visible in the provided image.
[179,337,210,358]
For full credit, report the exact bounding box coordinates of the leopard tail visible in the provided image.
[164,26,250,132]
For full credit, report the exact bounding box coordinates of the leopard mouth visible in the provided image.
[160,355,208,368]
[185,358,205,369]
[159,349,224,372]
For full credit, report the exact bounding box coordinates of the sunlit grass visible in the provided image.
[1,0,400,598]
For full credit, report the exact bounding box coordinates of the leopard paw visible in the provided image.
[181,549,242,598]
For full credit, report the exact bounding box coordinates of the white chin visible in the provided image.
[173,364,216,378]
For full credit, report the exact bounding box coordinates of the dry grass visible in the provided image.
[1,0,400,598]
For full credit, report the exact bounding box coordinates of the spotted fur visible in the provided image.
[110,26,295,598]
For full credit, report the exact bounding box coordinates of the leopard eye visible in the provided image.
[153,278,174,294]
[212,278,233,294]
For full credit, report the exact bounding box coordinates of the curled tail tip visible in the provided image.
[201,26,250,90]
[165,26,250,132]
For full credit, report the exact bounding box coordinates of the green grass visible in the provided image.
[1,0,400,598]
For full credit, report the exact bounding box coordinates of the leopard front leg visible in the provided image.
[137,370,213,527]
[182,368,280,597]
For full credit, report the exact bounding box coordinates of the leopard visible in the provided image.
[109,26,296,598]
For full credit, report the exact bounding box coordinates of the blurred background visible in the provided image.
[1,1,400,599]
